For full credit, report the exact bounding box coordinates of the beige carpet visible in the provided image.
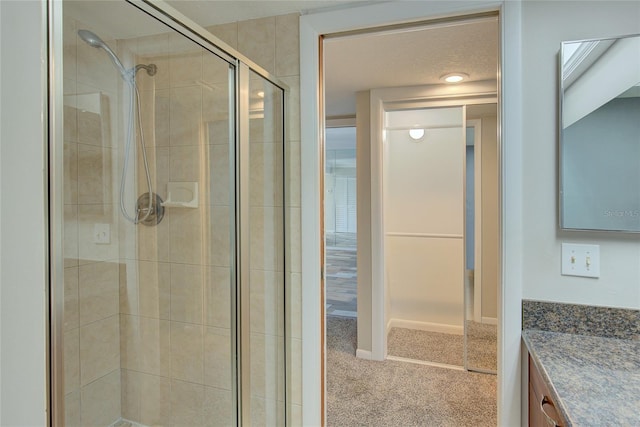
[387,323,497,372]
[387,327,464,366]
[466,321,497,372]
[327,317,497,427]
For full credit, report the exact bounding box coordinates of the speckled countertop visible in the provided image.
[522,300,640,427]
[523,330,640,426]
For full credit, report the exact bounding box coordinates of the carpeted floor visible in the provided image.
[327,317,497,427]
[387,322,497,372]
[387,327,464,366]
[466,321,497,372]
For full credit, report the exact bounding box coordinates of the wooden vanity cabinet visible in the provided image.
[529,355,565,427]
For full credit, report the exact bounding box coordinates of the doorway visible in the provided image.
[324,127,358,319]
[321,11,500,425]
[301,2,527,425]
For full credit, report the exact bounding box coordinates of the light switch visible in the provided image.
[561,243,600,278]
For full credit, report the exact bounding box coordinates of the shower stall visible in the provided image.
[50,1,287,425]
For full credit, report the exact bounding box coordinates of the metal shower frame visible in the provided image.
[47,1,289,425]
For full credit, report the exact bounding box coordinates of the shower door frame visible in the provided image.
[47,0,289,425]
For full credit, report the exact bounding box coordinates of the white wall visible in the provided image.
[522,0,640,309]
[0,1,48,425]
[356,91,373,353]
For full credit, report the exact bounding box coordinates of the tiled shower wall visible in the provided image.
[63,15,123,426]
[117,12,299,427]
[116,28,238,426]
[206,14,303,425]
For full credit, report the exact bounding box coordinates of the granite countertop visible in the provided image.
[522,329,640,426]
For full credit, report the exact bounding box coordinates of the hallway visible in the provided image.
[325,232,357,318]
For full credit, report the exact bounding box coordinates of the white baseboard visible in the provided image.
[481,316,498,325]
[388,318,463,335]
[386,355,465,371]
[355,349,372,360]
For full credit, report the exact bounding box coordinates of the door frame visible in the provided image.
[466,118,483,324]
[301,1,525,426]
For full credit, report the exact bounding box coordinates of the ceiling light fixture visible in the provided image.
[409,128,425,141]
[441,72,469,83]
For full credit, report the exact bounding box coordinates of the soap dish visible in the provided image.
[161,182,198,208]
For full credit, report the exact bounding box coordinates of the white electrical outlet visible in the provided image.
[94,223,110,245]
[561,243,600,278]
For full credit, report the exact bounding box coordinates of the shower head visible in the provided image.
[77,29,104,48]
[78,29,130,81]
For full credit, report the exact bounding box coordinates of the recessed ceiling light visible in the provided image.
[441,72,469,83]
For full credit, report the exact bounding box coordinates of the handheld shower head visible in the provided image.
[77,29,104,48]
[78,29,130,81]
[77,30,159,226]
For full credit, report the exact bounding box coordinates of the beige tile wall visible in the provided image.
[207,13,303,426]
[63,13,122,427]
[119,13,301,427]
[247,74,286,426]
[118,29,235,427]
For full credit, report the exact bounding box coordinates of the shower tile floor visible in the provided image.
[325,232,357,318]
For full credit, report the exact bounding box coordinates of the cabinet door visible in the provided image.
[529,384,545,427]
[529,355,563,427]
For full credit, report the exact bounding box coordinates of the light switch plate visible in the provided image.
[561,243,600,278]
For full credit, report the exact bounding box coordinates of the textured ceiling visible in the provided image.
[324,16,499,117]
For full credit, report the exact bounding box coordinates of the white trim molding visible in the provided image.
[355,349,372,360]
[385,232,464,239]
[467,118,484,324]
[388,319,464,336]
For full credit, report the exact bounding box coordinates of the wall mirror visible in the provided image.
[560,34,640,232]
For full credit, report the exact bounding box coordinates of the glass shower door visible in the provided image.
[236,67,286,425]
[56,1,287,425]
[119,32,238,425]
